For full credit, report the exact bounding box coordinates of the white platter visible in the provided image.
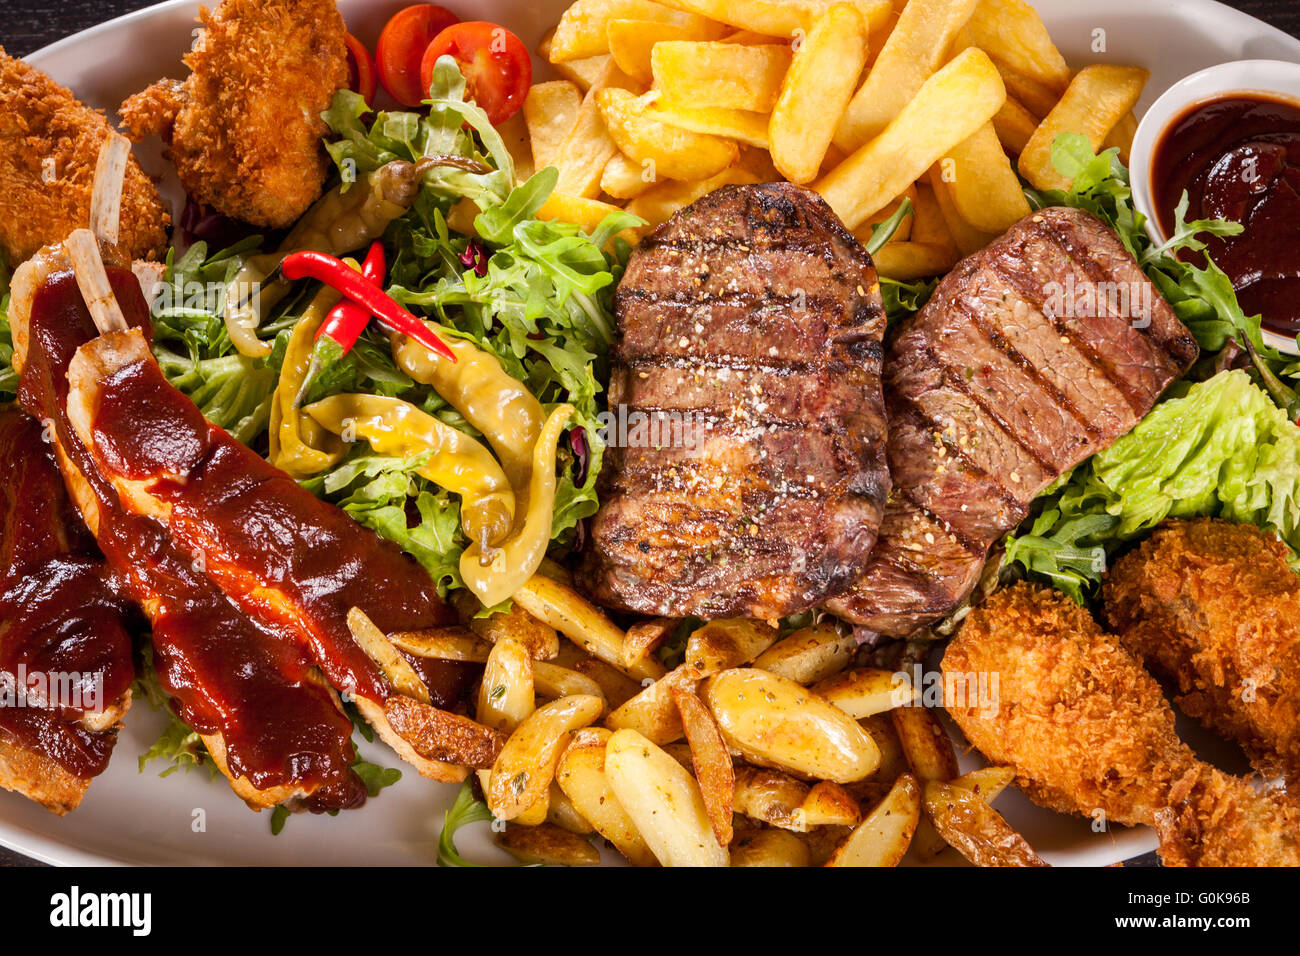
[3,0,1297,866]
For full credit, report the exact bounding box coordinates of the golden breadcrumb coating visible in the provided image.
[1105,518,1300,784]
[0,46,170,265]
[119,0,348,228]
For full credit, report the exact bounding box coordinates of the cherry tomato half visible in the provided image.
[419,21,532,125]
[344,32,377,106]
[376,4,460,107]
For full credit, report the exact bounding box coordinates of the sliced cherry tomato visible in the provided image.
[376,4,460,107]
[419,22,532,125]
[344,32,377,106]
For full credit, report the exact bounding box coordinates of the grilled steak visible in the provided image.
[580,182,890,619]
[828,206,1200,636]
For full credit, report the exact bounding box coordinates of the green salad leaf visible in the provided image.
[436,780,496,867]
[1009,369,1300,600]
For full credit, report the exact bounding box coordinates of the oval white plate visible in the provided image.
[6,0,1298,867]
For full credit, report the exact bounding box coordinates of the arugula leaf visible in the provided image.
[134,645,218,780]
[865,197,915,256]
[436,780,496,867]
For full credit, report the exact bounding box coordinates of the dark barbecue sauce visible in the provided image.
[19,268,365,810]
[0,408,134,779]
[1152,94,1300,337]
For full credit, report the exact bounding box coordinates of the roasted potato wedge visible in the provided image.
[825,773,921,867]
[496,822,601,866]
[924,780,1050,867]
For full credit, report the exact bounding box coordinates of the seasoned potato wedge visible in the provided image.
[496,822,601,866]
[487,694,603,820]
[826,773,921,867]
[730,828,811,867]
[605,729,729,866]
[812,667,919,719]
[556,728,658,866]
[703,669,881,782]
[671,687,735,845]
[924,780,1050,867]
[750,623,855,685]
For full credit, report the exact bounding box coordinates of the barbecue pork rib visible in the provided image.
[581,182,891,619]
[0,406,134,813]
[13,244,368,810]
[827,207,1200,637]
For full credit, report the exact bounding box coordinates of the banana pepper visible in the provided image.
[304,394,515,552]
[268,286,347,478]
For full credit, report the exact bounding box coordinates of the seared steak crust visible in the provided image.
[581,182,890,619]
[828,206,1199,636]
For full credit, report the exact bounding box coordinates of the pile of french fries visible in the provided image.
[496,0,1147,281]
[362,557,1046,866]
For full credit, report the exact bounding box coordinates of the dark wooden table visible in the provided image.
[0,0,1296,868]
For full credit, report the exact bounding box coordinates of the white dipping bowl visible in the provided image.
[1130,59,1300,356]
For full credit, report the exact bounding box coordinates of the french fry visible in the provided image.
[556,727,658,866]
[815,47,1006,231]
[1018,64,1149,191]
[967,0,1071,92]
[535,191,632,238]
[539,29,610,92]
[671,687,735,846]
[952,765,1016,803]
[513,573,665,682]
[552,59,639,198]
[657,0,890,37]
[703,668,881,783]
[597,88,740,180]
[929,165,998,255]
[496,822,601,866]
[524,80,583,170]
[737,145,781,181]
[812,667,919,719]
[851,185,917,246]
[551,0,717,61]
[622,165,761,236]
[487,694,603,820]
[601,152,656,198]
[605,728,729,866]
[872,241,957,280]
[750,623,856,685]
[992,95,1039,155]
[940,122,1031,234]
[769,2,868,184]
[729,828,811,866]
[495,110,533,184]
[834,0,981,150]
[995,62,1063,119]
[1104,110,1139,165]
[825,773,921,867]
[651,41,792,112]
[645,102,771,148]
[606,17,726,83]
[909,181,956,250]
[924,780,1050,867]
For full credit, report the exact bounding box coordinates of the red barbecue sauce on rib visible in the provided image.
[0,409,133,778]
[90,356,475,709]
[1151,93,1300,337]
[18,268,365,810]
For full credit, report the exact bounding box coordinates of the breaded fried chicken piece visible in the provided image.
[944,582,1196,826]
[0,47,170,264]
[944,583,1300,866]
[120,0,347,228]
[1105,519,1300,783]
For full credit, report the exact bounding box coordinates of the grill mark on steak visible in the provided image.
[912,340,1060,477]
[951,296,1103,442]
[828,207,1198,637]
[581,182,890,619]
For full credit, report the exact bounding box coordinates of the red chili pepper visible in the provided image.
[283,249,455,361]
[315,242,386,353]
